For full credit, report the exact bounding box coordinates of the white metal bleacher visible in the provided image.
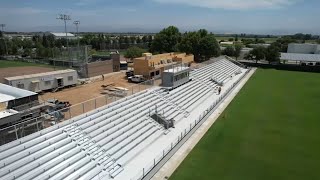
[0,58,246,180]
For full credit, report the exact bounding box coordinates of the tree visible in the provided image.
[10,44,18,55]
[47,34,55,47]
[23,48,32,57]
[150,26,181,53]
[130,36,136,44]
[235,34,238,42]
[124,36,130,48]
[35,43,49,58]
[198,34,220,61]
[257,39,266,44]
[142,36,148,44]
[245,47,266,63]
[222,46,235,57]
[228,38,234,41]
[179,29,220,62]
[0,39,6,55]
[136,37,141,44]
[124,46,146,59]
[272,37,297,52]
[89,48,97,55]
[234,44,242,60]
[265,45,280,64]
[42,34,49,48]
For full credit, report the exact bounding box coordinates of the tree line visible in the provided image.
[146,26,221,62]
[0,32,154,57]
[1,29,319,62]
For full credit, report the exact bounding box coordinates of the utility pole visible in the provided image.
[56,14,71,60]
[0,24,8,55]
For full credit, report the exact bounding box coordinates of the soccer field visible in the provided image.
[170,69,320,180]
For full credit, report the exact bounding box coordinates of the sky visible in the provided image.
[0,0,319,34]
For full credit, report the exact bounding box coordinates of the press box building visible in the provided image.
[133,52,194,79]
[4,69,78,92]
[162,65,191,88]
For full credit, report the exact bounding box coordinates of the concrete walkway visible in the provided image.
[151,68,257,180]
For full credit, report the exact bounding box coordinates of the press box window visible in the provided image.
[68,76,73,81]
[45,81,51,86]
[17,83,24,89]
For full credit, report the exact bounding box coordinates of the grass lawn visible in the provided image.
[170,69,320,180]
[0,60,57,69]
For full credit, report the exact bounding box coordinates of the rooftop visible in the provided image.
[281,53,320,62]
[0,109,19,119]
[164,66,190,73]
[135,52,189,61]
[50,32,75,37]
[0,83,37,103]
[5,69,76,81]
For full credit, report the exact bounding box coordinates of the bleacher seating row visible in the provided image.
[0,58,246,180]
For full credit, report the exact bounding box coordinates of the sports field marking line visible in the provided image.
[151,68,257,180]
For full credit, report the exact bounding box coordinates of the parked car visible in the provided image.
[128,75,145,83]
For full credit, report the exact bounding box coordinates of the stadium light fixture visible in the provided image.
[73,21,80,49]
[0,24,8,55]
[56,14,71,48]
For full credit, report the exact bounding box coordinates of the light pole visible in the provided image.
[57,14,71,60]
[0,24,8,55]
[73,21,80,49]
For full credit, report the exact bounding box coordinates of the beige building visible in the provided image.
[133,53,194,79]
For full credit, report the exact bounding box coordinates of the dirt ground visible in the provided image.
[40,72,133,105]
[0,66,55,83]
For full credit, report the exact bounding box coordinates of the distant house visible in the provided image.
[220,41,234,45]
[45,32,77,40]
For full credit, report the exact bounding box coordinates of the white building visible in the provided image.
[220,41,234,45]
[287,43,320,54]
[0,83,38,126]
[46,32,77,40]
[4,69,78,92]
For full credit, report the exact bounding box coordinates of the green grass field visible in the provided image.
[171,69,320,180]
[0,60,58,69]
